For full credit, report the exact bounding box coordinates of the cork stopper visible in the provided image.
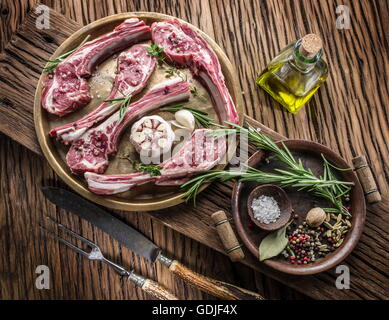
[299,34,322,58]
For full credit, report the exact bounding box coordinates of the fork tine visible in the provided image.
[40,225,90,258]
[45,216,99,249]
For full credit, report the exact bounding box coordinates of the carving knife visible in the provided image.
[42,186,264,300]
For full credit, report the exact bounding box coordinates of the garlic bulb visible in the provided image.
[130,115,175,158]
[171,109,195,132]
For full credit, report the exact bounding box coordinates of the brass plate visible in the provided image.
[34,12,243,211]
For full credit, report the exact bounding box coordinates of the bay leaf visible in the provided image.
[259,225,288,261]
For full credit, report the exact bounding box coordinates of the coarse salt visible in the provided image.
[251,195,281,224]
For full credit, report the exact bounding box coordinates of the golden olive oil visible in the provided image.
[257,34,328,114]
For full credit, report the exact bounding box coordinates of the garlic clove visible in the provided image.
[157,138,168,148]
[174,109,195,132]
[140,141,151,150]
[170,120,189,130]
[157,123,166,132]
[143,128,153,136]
[132,131,146,143]
[144,119,152,128]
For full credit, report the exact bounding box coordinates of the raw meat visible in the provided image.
[130,115,175,158]
[151,19,239,125]
[84,129,226,195]
[66,78,190,175]
[49,44,156,144]
[41,18,151,117]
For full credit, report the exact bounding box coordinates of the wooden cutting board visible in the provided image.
[0,5,388,300]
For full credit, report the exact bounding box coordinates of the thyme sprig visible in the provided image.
[147,43,166,65]
[44,35,90,73]
[146,44,199,96]
[181,121,354,214]
[161,103,218,128]
[133,161,162,176]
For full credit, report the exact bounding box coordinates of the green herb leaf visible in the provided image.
[118,97,131,124]
[104,93,132,125]
[259,225,289,261]
[134,162,162,176]
[147,43,165,66]
[147,43,164,56]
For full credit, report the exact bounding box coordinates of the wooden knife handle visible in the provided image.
[128,272,178,300]
[168,260,264,300]
[141,279,178,300]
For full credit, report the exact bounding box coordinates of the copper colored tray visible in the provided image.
[34,12,243,212]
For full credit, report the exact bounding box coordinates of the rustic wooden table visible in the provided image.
[0,0,388,300]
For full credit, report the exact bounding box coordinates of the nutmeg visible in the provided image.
[306,207,326,227]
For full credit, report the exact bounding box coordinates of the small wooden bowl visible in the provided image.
[247,185,292,231]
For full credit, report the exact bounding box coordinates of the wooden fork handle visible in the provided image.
[168,260,264,300]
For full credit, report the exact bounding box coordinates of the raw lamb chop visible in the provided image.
[130,115,175,158]
[49,44,156,144]
[42,18,151,117]
[66,78,190,175]
[84,128,226,195]
[151,19,239,125]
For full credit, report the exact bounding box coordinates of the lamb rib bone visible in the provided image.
[151,19,239,125]
[84,128,226,195]
[66,78,190,175]
[41,18,151,117]
[49,44,156,144]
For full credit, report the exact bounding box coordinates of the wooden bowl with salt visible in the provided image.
[247,185,292,231]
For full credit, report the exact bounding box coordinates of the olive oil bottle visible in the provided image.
[257,34,328,114]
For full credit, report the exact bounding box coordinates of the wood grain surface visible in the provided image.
[0,0,388,300]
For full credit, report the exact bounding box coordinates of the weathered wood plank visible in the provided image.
[0,0,388,300]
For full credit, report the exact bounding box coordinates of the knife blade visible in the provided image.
[42,186,264,300]
[42,186,161,262]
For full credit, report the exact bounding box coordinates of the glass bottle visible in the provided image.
[256,34,328,114]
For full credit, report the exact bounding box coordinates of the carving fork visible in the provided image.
[40,217,177,300]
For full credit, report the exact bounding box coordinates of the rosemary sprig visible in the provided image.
[44,35,90,73]
[161,103,218,128]
[182,121,354,214]
[104,93,132,124]
[181,166,353,210]
[134,161,162,176]
[181,170,241,205]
